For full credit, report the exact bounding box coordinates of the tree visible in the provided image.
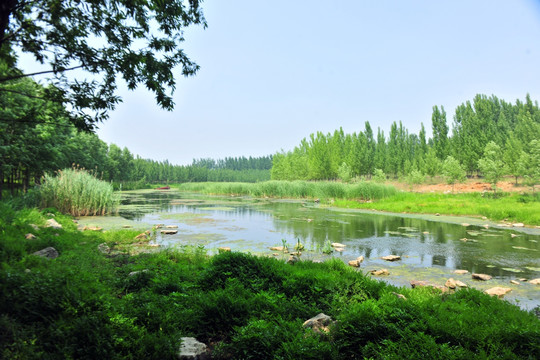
[337,162,352,183]
[478,141,505,193]
[432,105,449,160]
[0,0,206,130]
[503,133,523,185]
[442,156,466,193]
[518,140,540,192]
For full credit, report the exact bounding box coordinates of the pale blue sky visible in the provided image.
[94,0,540,165]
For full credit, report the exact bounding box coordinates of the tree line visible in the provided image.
[0,72,270,198]
[271,94,540,189]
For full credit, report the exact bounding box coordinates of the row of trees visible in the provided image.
[271,94,540,189]
[0,71,270,198]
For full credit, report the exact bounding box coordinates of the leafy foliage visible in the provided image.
[0,0,206,130]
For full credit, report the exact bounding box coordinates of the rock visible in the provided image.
[482,216,488,220]
[519,278,528,282]
[178,337,209,360]
[445,278,457,289]
[334,247,345,252]
[459,238,468,242]
[45,218,62,229]
[435,213,440,216]
[472,273,492,281]
[269,246,286,251]
[510,280,520,285]
[289,251,302,256]
[25,233,36,240]
[485,287,512,298]
[165,225,179,229]
[128,269,149,277]
[161,230,178,235]
[392,292,407,300]
[218,247,231,253]
[370,269,389,276]
[513,223,525,227]
[510,233,519,238]
[530,278,540,285]
[147,243,160,247]
[461,223,470,227]
[98,243,111,254]
[381,255,401,261]
[348,259,361,267]
[83,226,102,231]
[331,242,346,248]
[423,231,429,234]
[287,255,299,264]
[32,247,59,259]
[357,255,364,263]
[135,231,150,240]
[155,224,164,229]
[410,280,428,288]
[122,225,132,228]
[482,224,489,229]
[29,224,40,231]
[454,269,469,275]
[303,313,333,334]
[455,280,468,288]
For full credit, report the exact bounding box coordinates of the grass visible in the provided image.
[334,191,540,225]
[38,168,119,216]
[177,180,398,201]
[1,202,539,358]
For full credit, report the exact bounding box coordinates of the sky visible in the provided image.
[92,0,540,165]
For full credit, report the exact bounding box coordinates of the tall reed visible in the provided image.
[39,168,119,216]
[177,180,397,200]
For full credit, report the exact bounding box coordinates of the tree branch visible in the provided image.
[0,64,85,83]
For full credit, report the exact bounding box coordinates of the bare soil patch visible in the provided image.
[391,177,529,194]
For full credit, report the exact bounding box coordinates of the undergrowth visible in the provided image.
[0,203,539,359]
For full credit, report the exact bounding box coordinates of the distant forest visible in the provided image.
[2,68,539,196]
[272,94,540,182]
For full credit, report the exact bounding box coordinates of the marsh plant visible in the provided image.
[294,238,305,251]
[178,180,397,201]
[39,168,119,216]
[322,239,333,254]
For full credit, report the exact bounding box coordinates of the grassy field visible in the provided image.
[176,181,540,226]
[335,191,540,226]
[1,203,539,358]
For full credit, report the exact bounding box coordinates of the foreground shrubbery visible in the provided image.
[177,180,398,201]
[1,203,539,359]
[39,168,119,216]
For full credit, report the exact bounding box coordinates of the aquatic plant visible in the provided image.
[38,168,119,216]
[177,180,397,201]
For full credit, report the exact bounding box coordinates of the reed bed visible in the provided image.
[39,168,119,216]
[177,180,398,200]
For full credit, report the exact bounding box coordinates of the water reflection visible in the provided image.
[109,190,540,308]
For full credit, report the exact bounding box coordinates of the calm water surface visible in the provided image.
[81,189,540,310]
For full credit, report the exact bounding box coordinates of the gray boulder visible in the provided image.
[32,247,59,259]
[178,337,209,359]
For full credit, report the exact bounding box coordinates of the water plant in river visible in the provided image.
[322,239,333,254]
[39,168,119,216]
[294,238,305,251]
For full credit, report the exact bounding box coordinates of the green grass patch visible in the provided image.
[334,191,540,225]
[1,202,539,358]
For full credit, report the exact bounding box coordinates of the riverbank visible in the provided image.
[175,181,540,226]
[1,203,539,358]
